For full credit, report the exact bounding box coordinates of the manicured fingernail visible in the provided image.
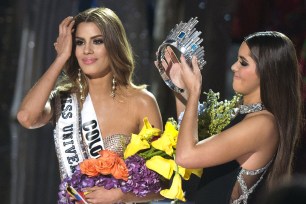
[83,191,90,195]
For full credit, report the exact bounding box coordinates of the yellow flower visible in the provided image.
[160,173,186,202]
[151,135,174,156]
[177,166,203,180]
[124,117,162,159]
[138,117,162,140]
[124,133,150,159]
[151,121,178,156]
[146,156,176,179]
[163,120,178,146]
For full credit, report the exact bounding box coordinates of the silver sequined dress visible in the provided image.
[103,134,131,158]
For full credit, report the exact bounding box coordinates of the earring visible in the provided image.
[111,76,116,98]
[78,68,85,102]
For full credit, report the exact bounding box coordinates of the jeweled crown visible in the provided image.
[158,17,206,69]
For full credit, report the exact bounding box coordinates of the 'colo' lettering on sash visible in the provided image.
[82,120,103,157]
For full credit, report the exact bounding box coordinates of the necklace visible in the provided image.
[239,103,265,114]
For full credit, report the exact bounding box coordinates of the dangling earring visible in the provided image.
[111,76,116,98]
[78,68,85,102]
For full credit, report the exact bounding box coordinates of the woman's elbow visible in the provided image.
[175,153,189,168]
[175,149,201,169]
[17,110,33,129]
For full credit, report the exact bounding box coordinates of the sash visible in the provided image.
[54,93,104,180]
[81,94,104,158]
[54,93,86,179]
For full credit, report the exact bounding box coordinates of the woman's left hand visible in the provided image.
[180,55,202,98]
[84,186,124,204]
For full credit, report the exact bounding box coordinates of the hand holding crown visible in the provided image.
[155,17,206,94]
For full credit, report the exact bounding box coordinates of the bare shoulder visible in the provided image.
[244,110,276,128]
[129,87,158,106]
[125,86,162,129]
[216,110,278,162]
[245,108,272,117]
[240,110,278,141]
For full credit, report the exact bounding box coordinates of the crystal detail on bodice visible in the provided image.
[103,134,131,158]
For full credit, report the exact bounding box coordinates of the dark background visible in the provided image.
[1,0,305,203]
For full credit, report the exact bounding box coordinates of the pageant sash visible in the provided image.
[54,93,104,179]
[54,93,88,179]
[81,94,104,158]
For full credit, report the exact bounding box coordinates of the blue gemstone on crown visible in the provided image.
[178,32,185,39]
[191,44,198,51]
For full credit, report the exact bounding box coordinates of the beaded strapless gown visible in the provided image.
[103,134,131,158]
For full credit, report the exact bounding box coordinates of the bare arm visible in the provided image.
[137,89,163,131]
[17,17,74,129]
[176,112,278,169]
[174,56,202,165]
[175,56,278,170]
[83,186,163,204]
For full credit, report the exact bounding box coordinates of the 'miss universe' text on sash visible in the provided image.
[54,93,86,179]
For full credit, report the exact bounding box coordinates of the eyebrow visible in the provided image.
[75,34,103,40]
[239,56,248,61]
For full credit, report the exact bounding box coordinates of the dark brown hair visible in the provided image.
[245,31,303,188]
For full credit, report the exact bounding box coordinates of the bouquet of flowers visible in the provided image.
[197,90,241,140]
[58,148,162,204]
[58,90,242,203]
[177,90,241,141]
[124,117,203,202]
[58,117,202,203]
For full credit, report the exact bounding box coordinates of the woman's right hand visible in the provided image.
[156,46,185,89]
[154,46,189,102]
[54,16,75,60]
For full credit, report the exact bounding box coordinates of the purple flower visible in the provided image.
[57,154,162,203]
[122,155,162,197]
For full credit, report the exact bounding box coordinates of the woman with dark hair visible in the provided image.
[17,7,162,204]
[166,31,302,203]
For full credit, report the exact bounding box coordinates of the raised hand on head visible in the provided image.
[54,16,75,60]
